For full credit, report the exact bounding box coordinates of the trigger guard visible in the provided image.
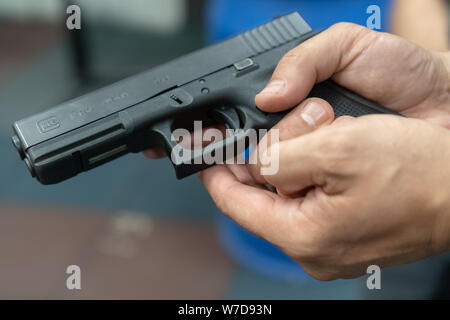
[209,107,241,130]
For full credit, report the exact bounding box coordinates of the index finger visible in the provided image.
[198,165,301,244]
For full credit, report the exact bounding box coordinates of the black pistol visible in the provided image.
[12,12,398,185]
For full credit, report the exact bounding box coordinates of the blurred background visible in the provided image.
[0,0,449,299]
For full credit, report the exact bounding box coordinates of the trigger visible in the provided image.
[209,107,241,130]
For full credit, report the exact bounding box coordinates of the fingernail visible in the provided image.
[300,101,327,126]
[260,80,286,95]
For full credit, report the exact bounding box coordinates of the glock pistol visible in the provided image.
[12,12,398,185]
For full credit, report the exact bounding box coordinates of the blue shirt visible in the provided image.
[206,0,392,42]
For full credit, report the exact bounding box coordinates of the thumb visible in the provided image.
[255,23,374,112]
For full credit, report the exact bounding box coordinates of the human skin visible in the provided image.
[392,0,449,51]
[195,23,450,280]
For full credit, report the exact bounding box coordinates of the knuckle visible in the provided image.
[330,22,366,34]
[276,48,308,70]
[282,48,302,60]
[328,22,374,52]
[316,130,354,173]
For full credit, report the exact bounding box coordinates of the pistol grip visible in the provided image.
[308,80,399,117]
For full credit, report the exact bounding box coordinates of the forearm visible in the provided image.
[392,0,449,51]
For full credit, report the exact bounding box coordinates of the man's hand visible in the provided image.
[200,110,450,280]
[145,23,450,161]
[198,24,450,280]
[255,23,450,128]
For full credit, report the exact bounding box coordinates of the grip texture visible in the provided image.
[308,80,398,118]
